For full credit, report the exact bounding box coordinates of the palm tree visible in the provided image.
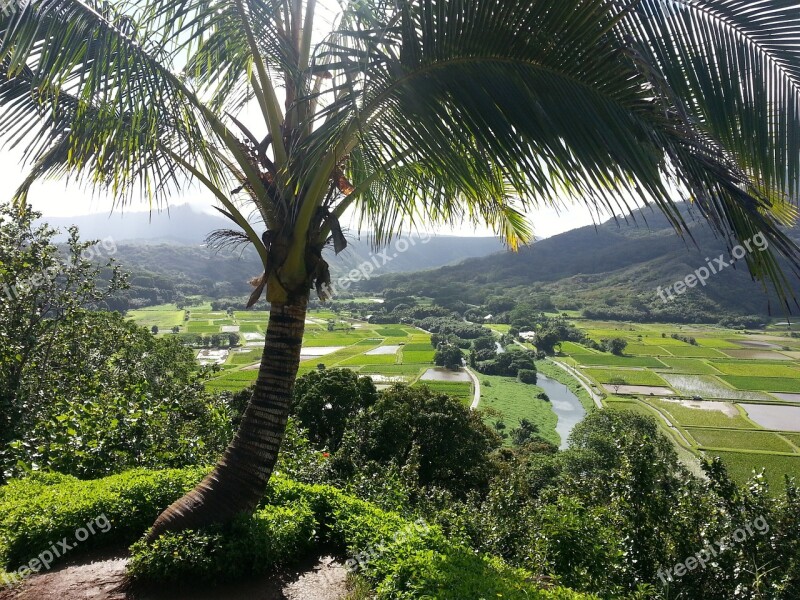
[1,0,800,537]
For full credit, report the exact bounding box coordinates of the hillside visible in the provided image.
[359,205,800,321]
[42,205,503,307]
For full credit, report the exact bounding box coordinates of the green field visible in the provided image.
[402,350,436,363]
[687,428,796,453]
[664,345,727,358]
[478,375,560,447]
[566,319,800,493]
[624,344,672,356]
[706,451,800,493]
[126,305,184,330]
[711,362,800,377]
[583,368,668,386]
[657,358,722,374]
[413,381,473,404]
[719,376,800,393]
[645,399,755,429]
[573,354,666,368]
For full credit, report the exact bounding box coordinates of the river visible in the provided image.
[537,374,586,449]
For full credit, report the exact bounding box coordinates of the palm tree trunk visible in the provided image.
[147,295,308,540]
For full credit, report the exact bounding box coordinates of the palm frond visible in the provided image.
[308,0,800,303]
[0,0,220,206]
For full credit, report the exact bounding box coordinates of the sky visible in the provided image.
[1,146,615,240]
[0,0,620,241]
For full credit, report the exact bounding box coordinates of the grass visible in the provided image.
[582,368,668,386]
[402,350,436,363]
[694,338,741,349]
[186,322,222,334]
[413,381,473,404]
[708,451,800,493]
[126,306,185,330]
[375,327,409,337]
[719,376,800,393]
[687,428,796,453]
[624,344,672,356]
[646,398,756,429]
[478,375,559,447]
[339,354,398,366]
[205,369,258,392]
[229,350,262,365]
[559,341,596,354]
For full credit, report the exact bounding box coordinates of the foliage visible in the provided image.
[518,369,538,385]
[602,338,628,356]
[476,349,537,377]
[0,468,207,570]
[128,503,315,584]
[291,369,378,452]
[433,343,464,370]
[330,385,501,499]
[0,203,127,463]
[2,310,233,479]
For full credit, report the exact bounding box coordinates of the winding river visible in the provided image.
[537,374,586,449]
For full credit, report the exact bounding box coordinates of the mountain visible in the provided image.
[357,205,800,322]
[39,204,228,245]
[38,205,505,306]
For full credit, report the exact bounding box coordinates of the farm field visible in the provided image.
[563,319,800,492]
[130,302,563,447]
[478,374,560,447]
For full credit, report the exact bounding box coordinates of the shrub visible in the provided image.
[0,468,206,570]
[127,504,315,584]
[518,369,538,384]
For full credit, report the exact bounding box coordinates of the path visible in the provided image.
[465,367,481,410]
[639,400,696,448]
[547,359,603,409]
[0,554,348,600]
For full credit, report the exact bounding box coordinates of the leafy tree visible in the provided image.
[434,343,464,370]
[0,203,127,466]
[3,311,232,478]
[510,419,540,446]
[291,368,378,452]
[517,369,538,385]
[603,337,628,356]
[151,325,159,334]
[2,0,799,537]
[333,385,501,498]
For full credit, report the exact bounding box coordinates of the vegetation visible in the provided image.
[3,0,800,540]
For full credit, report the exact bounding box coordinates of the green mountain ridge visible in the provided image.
[358,206,800,321]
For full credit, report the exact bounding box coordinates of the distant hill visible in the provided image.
[358,205,800,321]
[38,205,505,307]
[39,204,229,245]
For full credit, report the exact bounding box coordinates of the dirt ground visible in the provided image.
[0,554,349,600]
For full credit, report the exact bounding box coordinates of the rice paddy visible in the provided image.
[560,320,800,491]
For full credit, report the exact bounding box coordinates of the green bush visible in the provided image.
[518,368,538,384]
[1,469,596,599]
[0,468,206,570]
[127,504,315,584]
[374,547,595,600]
